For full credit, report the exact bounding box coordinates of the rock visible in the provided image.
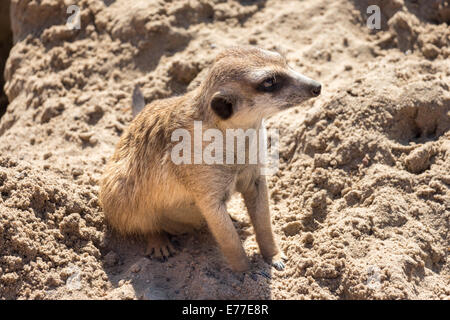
[421,44,439,60]
[404,144,435,174]
[71,168,84,177]
[104,251,119,267]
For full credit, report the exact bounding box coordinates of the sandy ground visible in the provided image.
[0,0,449,299]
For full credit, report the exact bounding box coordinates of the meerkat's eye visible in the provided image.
[257,75,283,93]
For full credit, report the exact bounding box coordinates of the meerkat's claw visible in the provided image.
[265,252,287,271]
[145,233,176,261]
[272,260,285,271]
[258,270,271,279]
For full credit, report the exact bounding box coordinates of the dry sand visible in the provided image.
[0,0,449,299]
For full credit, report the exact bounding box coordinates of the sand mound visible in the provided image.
[0,0,448,299]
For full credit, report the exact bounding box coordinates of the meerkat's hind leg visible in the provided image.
[145,232,176,261]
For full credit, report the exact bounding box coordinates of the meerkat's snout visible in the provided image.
[287,69,322,99]
[310,82,322,97]
[299,75,322,97]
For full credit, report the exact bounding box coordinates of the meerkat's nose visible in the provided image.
[310,82,322,97]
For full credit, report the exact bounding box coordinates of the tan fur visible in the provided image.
[99,46,321,272]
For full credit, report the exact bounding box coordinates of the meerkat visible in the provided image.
[99,46,321,272]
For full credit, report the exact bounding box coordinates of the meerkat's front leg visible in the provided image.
[195,196,250,272]
[241,176,286,270]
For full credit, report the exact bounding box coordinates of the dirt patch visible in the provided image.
[0,0,449,299]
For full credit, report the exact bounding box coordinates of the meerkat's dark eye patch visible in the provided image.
[256,74,286,93]
[211,94,234,120]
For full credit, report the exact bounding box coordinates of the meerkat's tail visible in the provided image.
[132,84,145,118]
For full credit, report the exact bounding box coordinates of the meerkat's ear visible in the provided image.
[210,92,235,120]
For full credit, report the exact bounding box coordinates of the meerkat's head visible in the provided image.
[200,46,321,127]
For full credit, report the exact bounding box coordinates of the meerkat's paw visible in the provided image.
[145,233,176,261]
[265,252,287,271]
